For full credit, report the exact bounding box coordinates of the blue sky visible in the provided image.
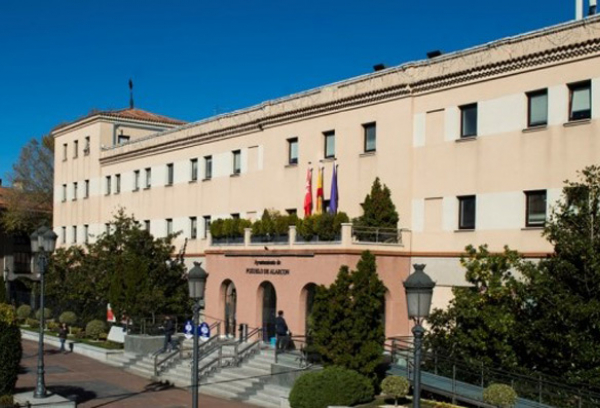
[0,0,575,182]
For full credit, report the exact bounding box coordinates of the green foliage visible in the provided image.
[381,376,410,406]
[86,319,106,340]
[46,209,189,326]
[16,305,31,321]
[0,304,16,325]
[47,321,60,331]
[0,277,5,304]
[310,251,385,381]
[0,394,15,407]
[296,212,349,241]
[210,217,251,239]
[70,327,83,337]
[25,318,39,329]
[251,209,296,237]
[483,384,517,407]
[289,366,374,408]
[35,307,52,320]
[0,321,22,397]
[59,311,77,326]
[354,177,399,229]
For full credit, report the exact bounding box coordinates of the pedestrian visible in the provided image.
[161,315,176,353]
[275,310,289,353]
[58,323,68,353]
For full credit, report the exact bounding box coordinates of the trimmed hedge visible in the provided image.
[16,305,31,321]
[25,318,39,329]
[289,366,374,408]
[381,375,410,406]
[35,307,52,320]
[86,320,106,340]
[483,383,518,408]
[59,311,77,326]
[0,304,16,325]
[0,321,22,397]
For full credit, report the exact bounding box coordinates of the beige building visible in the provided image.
[53,16,600,339]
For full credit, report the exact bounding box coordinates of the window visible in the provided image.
[62,143,67,161]
[363,123,376,152]
[62,184,67,202]
[190,217,197,239]
[105,176,111,195]
[527,89,548,127]
[569,81,591,121]
[105,223,110,235]
[84,136,90,155]
[72,226,77,243]
[145,168,151,188]
[134,170,140,191]
[324,131,335,158]
[84,225,89,244]
[84,180,89,198]
[288,138,298,165]
[73,140,79,158]
[204,156,213,179]
[232,150,241,175]
[231,213,240,220]
[190,159,198,181]
[203,215,211,239]
[115,174,121,194]
[73,182,78,200]
[460,104,478,138]
[286,208,297,216]
[61,227,66,244]
[117,135,130,144]
[166,219,173,235]
[458,195,476,230]
[166,163,174,185]
[144,220,151,232]
[525,190,547,227]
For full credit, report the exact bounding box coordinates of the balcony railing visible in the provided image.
[351,226,403,245]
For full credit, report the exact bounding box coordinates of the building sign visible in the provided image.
[246,259,290,276]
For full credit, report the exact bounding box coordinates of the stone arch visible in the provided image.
[257,281,277,341]
[299,283,317,336]
[219,279,237,337]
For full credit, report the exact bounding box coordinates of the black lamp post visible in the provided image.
[403,264,435,408]
[30,226,58,399]
[188,261,208,408]
[3,265,9,303]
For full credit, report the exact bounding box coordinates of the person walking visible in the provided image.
[161,315,176,353]
[58,323,68,353]
[275,310,289,353]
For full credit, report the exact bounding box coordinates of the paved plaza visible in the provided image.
[17,340,256,408]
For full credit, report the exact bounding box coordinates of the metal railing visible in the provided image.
[352,226,403,245]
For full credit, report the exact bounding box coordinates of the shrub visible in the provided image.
[47,321,60,331]
[0,304,16,325]
[25,318,39,329]
[483,384,518,408]
[0,321,22,397]
[289,366,374,408]
[70,327,83,336]
[0,394,15,407]
[381,376,410,406]
[16,305,31,321]
[99,332,108,341]
[35,308,52,320]
[86,320,106,340]
[59,311,77,326]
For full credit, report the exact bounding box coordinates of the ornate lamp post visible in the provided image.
[403,264,436,408]
[29,226,58,399]
[188,261,208,408]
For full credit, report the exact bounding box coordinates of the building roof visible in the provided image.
[52,108,187,132]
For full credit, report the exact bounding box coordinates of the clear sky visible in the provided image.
[0,0,576,182]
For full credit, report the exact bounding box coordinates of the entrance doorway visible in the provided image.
[304,283,317,335]
[224,281,237,338]
[260,282,277,341]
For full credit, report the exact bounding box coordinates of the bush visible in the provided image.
[70,327,83,337]
[16,305,31,321]
[86,320,106,340]
[0,394,15,407]
[25,318,39,329]
[59,311,77,326]
[35,308,52,320]
[99,332,108,341]
[289,366,374,408]
[483,384,518,408]
[0,304,16,325]
[0,321,22,397]
[381,376,410,406]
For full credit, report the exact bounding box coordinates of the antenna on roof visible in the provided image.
[129,79,134,109]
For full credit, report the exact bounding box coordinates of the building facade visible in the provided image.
[52,16,600,339]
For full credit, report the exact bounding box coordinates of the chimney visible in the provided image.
[373,63,387,72]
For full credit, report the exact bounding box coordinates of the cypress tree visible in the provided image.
[355,177,399,229]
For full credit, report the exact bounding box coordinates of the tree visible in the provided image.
[1,135,53,233]
[310,251,386,380]
[354,177,399,230]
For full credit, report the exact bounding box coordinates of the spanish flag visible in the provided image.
[316,167,324,214]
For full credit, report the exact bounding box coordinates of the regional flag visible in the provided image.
[304,168,313,216]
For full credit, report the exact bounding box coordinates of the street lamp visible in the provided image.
[188,261,208,408]
[3,265,9,303]
[403,264,435,408]
[29,226,58,399]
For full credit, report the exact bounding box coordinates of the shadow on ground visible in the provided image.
[14,385,97,403]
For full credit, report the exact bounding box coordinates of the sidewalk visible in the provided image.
[17,340,256,408]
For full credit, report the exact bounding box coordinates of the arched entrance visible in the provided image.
[224,281,237,337]
[260,282,277,341]
[302,283,317,335]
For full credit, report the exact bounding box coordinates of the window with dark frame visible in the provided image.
[190,217,197,239]
[63,143,67,160]
[74,140,79,158]
[105,176,111,195]
[324,131,335,158]
[525,190,547,227]
[84,180,89,198]
[134,170,140,191]
[61,227,66,244]
[568,80,591,121]
[363,122,376,153]
[72,226,77,243]
[458,195,476,230]
[190,158,198,181]
[84,136,90,155]
[115,174,121,194]
[527,89,548,127]
[231,213,240,220]
[62,184,67,202]
[460,104,478,138]
[286,209,297,216]
[288,138,298,165]
[145,168,151,188]
[166,163,174,185]
[117,135,130,144]
[232,150,241,175]
[204,156,213,179]
[84,225,89,244]
[203,216,211,239]
[144,220,151,232]
[73,182,78,200]
[166,219,173,235]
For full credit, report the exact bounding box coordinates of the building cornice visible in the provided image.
[51,114,180,138]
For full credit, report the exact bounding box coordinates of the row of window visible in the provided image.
[458,190,547,230]
[62,136,91,160]
[459,80,592,138]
